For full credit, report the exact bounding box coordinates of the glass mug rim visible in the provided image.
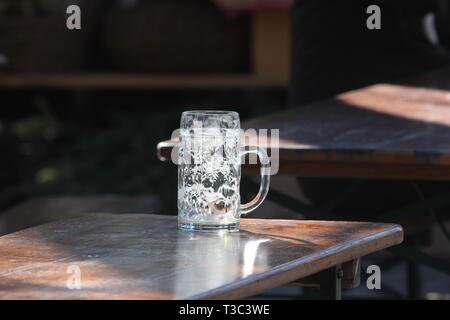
[180,110,240,130]
[181,110,239,116]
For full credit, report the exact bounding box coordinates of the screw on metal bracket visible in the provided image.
[337,267,344,279]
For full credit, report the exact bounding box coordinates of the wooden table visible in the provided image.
[157,67,450,180]
[156,66,450,297]
[0,213,402,300]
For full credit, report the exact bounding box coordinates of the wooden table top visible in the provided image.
[157,67,450,179]
[0,213,403,299]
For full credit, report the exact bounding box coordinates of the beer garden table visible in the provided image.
[157,67,450,297]
[0,213,402,300]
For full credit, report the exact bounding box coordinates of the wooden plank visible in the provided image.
[247,161,450,180]
[341,258,361,289]
[0,213,403,299]
[0,73,287,89]
[156,140,450,179]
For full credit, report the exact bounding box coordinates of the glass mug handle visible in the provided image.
[240,146,270,215]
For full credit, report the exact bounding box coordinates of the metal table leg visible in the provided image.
[319,266,343,300]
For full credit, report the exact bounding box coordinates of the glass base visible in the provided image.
[178,220,240,232]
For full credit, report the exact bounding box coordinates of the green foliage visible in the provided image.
[32,108,177,197]
[1,89,285,210]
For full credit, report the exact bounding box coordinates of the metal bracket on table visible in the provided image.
[290,264,347,300]
[246,178,450,299]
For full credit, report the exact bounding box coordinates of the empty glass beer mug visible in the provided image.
[177,111,270,231]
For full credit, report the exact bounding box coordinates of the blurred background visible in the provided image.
[0,0,449,299]
[0,0,290,216]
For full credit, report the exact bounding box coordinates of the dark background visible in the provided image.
[0,0,449,300]
[0,0,288,211]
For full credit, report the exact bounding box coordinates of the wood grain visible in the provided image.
[0,213,403,299]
